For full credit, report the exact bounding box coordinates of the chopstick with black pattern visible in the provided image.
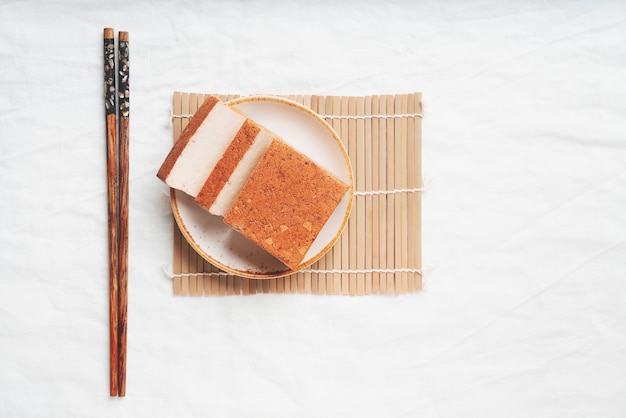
[117,30,130,398]
[103,27,119,397]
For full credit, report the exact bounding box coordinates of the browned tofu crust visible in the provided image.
[224,139,349,269]
[156,95,220,182]
[195,119,261,211]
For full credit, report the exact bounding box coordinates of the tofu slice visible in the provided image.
[195,120,274,216]
[157,95,246,198]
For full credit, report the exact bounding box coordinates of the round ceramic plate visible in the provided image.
[171,96,354,279]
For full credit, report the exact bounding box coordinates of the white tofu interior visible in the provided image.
[209,128,274,216]
[166,102,246,197]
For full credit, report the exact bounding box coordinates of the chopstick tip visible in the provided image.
[119,31,129,41]
[104,28,114,38]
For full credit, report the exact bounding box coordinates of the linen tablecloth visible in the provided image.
[1,1,625,416]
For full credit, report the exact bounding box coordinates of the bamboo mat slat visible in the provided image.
[169,92,422,296]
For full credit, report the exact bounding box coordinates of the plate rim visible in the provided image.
[170,95,354,279]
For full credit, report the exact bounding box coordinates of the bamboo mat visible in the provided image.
[169,92,422,295]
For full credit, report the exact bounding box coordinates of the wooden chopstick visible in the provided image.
[104,28,129,398]
[117,30,130,397]
[103,27,119,397]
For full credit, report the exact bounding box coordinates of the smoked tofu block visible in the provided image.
[223,139,349,269]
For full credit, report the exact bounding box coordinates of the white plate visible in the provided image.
[171,96,354,279]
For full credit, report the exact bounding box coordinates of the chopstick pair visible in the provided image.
[104,28,130,397]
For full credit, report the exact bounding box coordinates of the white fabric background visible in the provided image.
[1,0,625,416]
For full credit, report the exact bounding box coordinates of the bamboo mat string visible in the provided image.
[169,92,422,296]
[164,267,423,278]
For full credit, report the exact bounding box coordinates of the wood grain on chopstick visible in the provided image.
[117,30,129,397]
[104,27,119,398]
